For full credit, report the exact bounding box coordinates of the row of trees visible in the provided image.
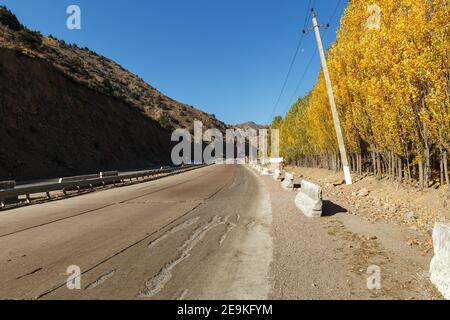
[276,0,449,189]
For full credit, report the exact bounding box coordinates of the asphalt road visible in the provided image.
[0,165,273,300]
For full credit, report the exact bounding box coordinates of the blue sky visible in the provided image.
[1,0,347,125]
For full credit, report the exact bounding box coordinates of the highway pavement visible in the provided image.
[0,165,273,300]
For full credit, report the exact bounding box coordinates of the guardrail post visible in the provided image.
[46,192,51,199]
[1,199,5,208]
[26,194,31,203]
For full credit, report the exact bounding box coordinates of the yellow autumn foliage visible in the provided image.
[277,0,449,187]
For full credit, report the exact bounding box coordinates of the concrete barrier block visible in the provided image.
[273,169,283,181]
[295,180,323,218]
[430,223,450,300]
[281,172,294,190]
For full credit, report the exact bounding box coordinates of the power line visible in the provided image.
[267,0,312,123]
[287,47,317,106]
[284,0,342,111]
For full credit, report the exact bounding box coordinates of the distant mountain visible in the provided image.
[233,122,269,131]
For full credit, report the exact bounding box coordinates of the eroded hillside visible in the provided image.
[0,8,227,180]
[0,47,174,180]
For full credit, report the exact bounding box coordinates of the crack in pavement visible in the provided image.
[16,267,43,280]
[138,216,228,298]
[177,289,189,300]
[0,204,116,239]
[148,217,201,249]
[0,167,219,239]
[119,168,221,204]
[85,270,116,290]
[34,177,233,300]
[125,200,203,205]
[219,215,240,247]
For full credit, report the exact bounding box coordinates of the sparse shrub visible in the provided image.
[158,113,173,130]
[160,103,170,110]
[14,28,42,50]
[102,79,114,94]
[0,6,23,31]
[68,57,84,74]
[130,91,141,100]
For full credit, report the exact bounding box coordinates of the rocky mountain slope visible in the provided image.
[0,7,226,180]
[0,46,175,180]
[0,8,226,133]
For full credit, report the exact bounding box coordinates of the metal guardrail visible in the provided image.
[58,174,100,183]
[100,171,119,178]
[0,165,205,208]
[0,180,16,190]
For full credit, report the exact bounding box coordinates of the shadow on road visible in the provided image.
[322,200,348,217]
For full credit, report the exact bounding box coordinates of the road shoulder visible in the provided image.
[255,169,441,300]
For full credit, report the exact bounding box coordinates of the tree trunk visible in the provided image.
[357,152,362,176]
[372,151,377,176]
[424,146,431,188]
[392,152,396,178]
[443,150,449,187]
[440,149,445,186]
[376,153,382,180]
[418,160,424,190]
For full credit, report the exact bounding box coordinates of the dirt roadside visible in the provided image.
[287,167,450,239]
[256,167,443,300]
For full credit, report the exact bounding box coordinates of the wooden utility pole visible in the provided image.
[311,9,352,185]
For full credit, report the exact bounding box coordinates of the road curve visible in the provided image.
[0,165,273,300]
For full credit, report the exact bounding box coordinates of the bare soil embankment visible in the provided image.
[287,166,450,252]
[0,48,173,181]
[261,166,443,300]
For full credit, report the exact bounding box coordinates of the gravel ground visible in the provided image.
[254,170,442,300]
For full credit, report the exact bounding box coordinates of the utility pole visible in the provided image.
[310,9,352,185]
